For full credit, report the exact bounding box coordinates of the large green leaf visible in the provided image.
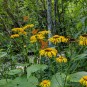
[69,71,87,82]
[0,79,11,87]
[72,53,87,61]
[27,76,38,87]
[27,64,48,79]
[0,76,38,87]
[51,72,66,87]
[7,69,23,76]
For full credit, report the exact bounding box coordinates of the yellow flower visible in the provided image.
[49,35,60,44]
[79,35,87,45]
[38,30,50,35]
[12,28,23,32]
[30,35,37,43]
[39,48,57,58]
[49,35,68,44]
[40,80,51,87]
[12,27,27,35]
[59,36,68,43]
[36,33,45,40]
[79,76,87,86]
[30,34,45,43]
[10,34,19,38]
[56,56,67,63]
[23,24,34,30]
[19,31,27,35]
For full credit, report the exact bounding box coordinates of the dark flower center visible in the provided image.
[82,34,87,37]
[45,48,52,52]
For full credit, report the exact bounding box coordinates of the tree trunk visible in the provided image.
[47,0,52,45]
[54,0,57,34]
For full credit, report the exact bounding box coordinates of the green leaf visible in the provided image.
[6,76,38,87]
[7,69,23,75]
[76,22,82,29]
[69,71,87,82]
[72,53,87,61]
[27,76,38,87]
[6,76,27,87]
[0,52,7,58]
[0,79,11,86]
[51,72,66,87]
[27,64,48,79]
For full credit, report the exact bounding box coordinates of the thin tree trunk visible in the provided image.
[54,0,61,34]
[54,0,57,34]
[47,0,52,45]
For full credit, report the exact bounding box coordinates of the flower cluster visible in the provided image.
[49,35,68,44]
[10,34,19,38]
[39,48,57,58]
[79,35,87,46]
[23,24,34,30]
[10,24,34,38]
[79,76,87,86]
[30,30,49,43]
[40,80,51,87]
[38,30,50,35]
[56,56,67,63]
[30,34,45,43]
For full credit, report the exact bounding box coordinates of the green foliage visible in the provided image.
[51,72,66,87]
[27,64,48,79]
[0,76,38,87]
[0,0,87,87]
[7,69,23,76]
[0,51,7,58]
[72,53,87,61]
[69,71,87,82]
[0,79,11,87]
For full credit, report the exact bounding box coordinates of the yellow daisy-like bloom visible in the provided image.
[30,35,37,43]
[59,36,68,42]
[79,76,87,86]
[12,28,24,32]
[19,31,27,35]
[39,48,57,58]
[38,30,50,35]
[23,24,34,30]
[30,34,45,43]
[79,35,87,45]
[40,80,51,87]
[10,34,19,38]
[49,35,68,44]
[36,34,45,40]
[49,35,60,44]
[56,56,67,63]
[12,27,27,35]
